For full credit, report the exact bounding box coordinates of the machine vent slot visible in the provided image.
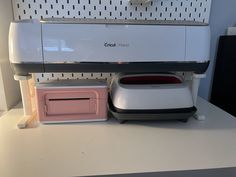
[48,98,90,101]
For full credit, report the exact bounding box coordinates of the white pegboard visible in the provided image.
[11,0,212,82]
[12,0,212,22]
[34,72,116,83]
[33,72,193,83]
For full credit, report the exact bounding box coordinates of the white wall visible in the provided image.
[199,0,236,100]
[0,1,12,61]
[0,67,5,110]
[0,0,20,111]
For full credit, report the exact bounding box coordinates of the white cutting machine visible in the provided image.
[9,19,210,75]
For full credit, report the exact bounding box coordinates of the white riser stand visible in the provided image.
[191,74,206,121]
[14,75,34,129]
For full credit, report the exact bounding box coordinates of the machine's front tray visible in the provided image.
[109,97,197,123]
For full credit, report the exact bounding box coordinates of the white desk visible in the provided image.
[0,97,236,177]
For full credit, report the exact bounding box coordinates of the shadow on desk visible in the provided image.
[104,97,236,131]
[12,97,236,131]
[83,167,236,177]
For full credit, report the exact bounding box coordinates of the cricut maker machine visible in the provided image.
[9,18,210,75]
[8,18,210,125]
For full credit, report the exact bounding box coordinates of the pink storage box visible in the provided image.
[35,79,108,123]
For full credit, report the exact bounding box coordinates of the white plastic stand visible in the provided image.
[191,73,206,121]
[14,75,33,129]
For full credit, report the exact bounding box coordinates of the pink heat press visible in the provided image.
[35,79,108,123]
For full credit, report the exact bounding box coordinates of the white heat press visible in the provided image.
[109,73,197,122]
